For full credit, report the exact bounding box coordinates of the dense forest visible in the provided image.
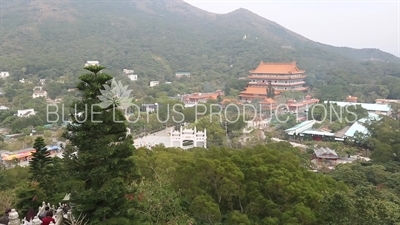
[0,0,399,102]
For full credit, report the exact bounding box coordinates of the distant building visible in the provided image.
[123,69,138,81]
[241,61,308,97]
[346,95,358,103]
[324,101,391,116]
[286,95,320,113]
[141,103,158,113]
[33,86,43,91]
[312,147,339,167]
[32,90,48,99]
[17,109,36,117]
[175,72,191,78]
[259,98,276,111]
[239,86,278,102]
[149,81,160,87]
[375,99,400,104]
[0,105,10,110]
[284,112,381,142]
[19,78,26,83]
[39,79,46,85]
[85,61,100,67]
[182,90,224,105]
[0,72,10,79]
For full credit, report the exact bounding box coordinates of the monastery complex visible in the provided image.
[239,61,308,102]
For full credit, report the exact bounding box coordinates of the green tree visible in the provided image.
[62,65,137,224]
[29,137,51,182]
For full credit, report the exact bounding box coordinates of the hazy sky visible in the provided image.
[184,1,400,57]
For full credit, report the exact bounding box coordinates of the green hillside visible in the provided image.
[0,0,399,100]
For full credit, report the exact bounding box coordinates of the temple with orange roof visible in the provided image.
[260,98,277,111]
[239,61,308,101]
[182,90,224,105]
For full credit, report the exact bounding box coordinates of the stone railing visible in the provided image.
[6,201,71,225]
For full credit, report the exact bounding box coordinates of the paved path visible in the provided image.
[271,138,308,149]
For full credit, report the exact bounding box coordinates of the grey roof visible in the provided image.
[314,147,339,159]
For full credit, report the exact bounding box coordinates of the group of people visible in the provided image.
[0,204,70,225]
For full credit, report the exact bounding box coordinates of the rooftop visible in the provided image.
[284,120,316,132]
[358,112,381,124]
[324,101,391,112]
[344,122,369,138]
[250,61,305,74]
[302,130,335,136]
[239,86,267,95]
[314,147,339,159]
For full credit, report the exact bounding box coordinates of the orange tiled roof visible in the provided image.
[248,75,306,80]
[250,61,305,74]
[239,86,267,95]
[260,98,275,104]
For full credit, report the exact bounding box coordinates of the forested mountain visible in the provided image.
[0,0,399,100]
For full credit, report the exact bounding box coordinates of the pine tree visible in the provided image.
[29,136,51,182]
[62,65,137,224]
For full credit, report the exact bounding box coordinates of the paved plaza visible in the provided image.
[133,127,173,148]
[133,126,197,149]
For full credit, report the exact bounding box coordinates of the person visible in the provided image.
[41,211,55,225]
[0,208,11,224]
[39,206,50,220]
[25,208,37,222]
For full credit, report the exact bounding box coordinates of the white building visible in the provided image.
[17,109,36,117]
[127,74,138,81]
[324,101,392,116]
[170,126,207,148]
[32,90,48,99]
[39,79,46,85]
[85,61,100,67]
[149,81,160,87]
[0,105,10,110]
[0,72,10,78]
[122,69,137,81]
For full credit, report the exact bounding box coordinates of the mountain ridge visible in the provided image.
[0,0,399,100]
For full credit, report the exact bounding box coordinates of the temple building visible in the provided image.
[239,61,308,101]
[182,90,224,106]
[286,95,320,113]
[312,147,340,168]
